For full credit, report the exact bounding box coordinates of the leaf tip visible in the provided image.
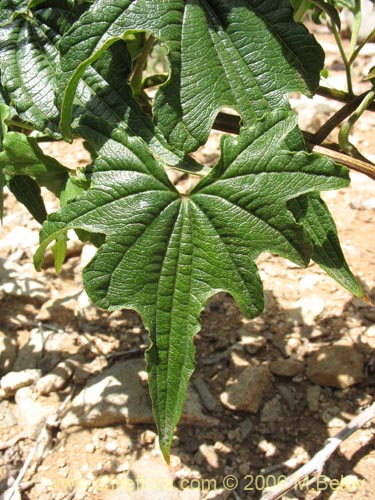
[159,441,171,465]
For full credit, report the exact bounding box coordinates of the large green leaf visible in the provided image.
[0,3,203,173]
[59,0,324,151]
[0,15,61,136]
[35,110,351,459]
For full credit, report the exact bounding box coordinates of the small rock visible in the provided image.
[220,365,271,413]
[230,349,250,368]
[202,351,228,365]
[307,385,321,413]
[61,359,153,428]
[286,295,325,325]
[13,328,48,371]
[1,369,42,397]
[239,332,267,354]
[260,396,285,423]
[77,290,100,321]
[0,400,17,430]
[140,430,157,446]
[39,331,83,372]
[361,324,375,349]
[0,227,39,256]
[306,343,364,388]
[0,259,48,301]
[14,386,60,438]
[193,376,220,412]
[36,360,74,395]
[195,444,219,468]
[277,384,297,411]
[270,358,303,378]
[239,418,254,440]
[0,331,17,376]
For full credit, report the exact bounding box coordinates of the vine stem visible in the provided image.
[338,87,375,161]
[130,34,155,95]
[331,21,353,95]
[260,402,375,500]
[348,0,362,62]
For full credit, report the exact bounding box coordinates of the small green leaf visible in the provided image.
[0,132,69,195]
[52,234,67,273]
[8,175,47,223]
[35,110,350,460]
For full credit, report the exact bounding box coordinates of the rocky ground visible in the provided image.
[1,20,375,500]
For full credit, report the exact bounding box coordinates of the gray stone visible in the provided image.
[270,358,303,378]
[14,386,60,439]
[361,324,375,349]
[61,358,152,428]
[0,400,17,430]
[113,455,201,500]
[195,444,219,468]
[193,376,220,412]
[238,327,267,354]
[306,343,364,388]
[13,328,49,371]
[0,258,48,301]
[260,396,285,423]
[306,385,321,413]
[0,330,17,376]
[62,359,218,429]
[239,418,254,440]
[220,365,271,413]
[286,295,325,325]
[1,369,42,397]
[36,360,74,395]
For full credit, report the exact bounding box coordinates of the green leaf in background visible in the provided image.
[8,175,47,224]
[311,0,341,29]
[0,132,69,196]
[0,15,61,136]
[35,110,352,460]
[59,0,324,151]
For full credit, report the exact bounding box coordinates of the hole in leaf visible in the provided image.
[124,32,170,115]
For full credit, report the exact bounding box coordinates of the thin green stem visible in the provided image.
[293,0,309,23]
[339,88,375,161]
[5,119,35,132]
[331,22,353,95]
[348,0,362,61]
[130,34,155,95]
[349,27,375,65]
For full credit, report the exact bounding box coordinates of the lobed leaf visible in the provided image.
[59,0,325,151]
[35,110,351,459]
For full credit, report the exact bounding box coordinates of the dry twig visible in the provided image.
[260,401,375,500]
[4,391,74,500]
